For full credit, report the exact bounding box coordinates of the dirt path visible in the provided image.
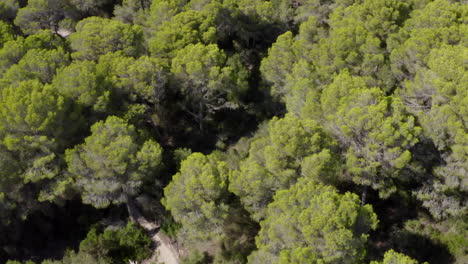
[142,232,180,264]
[126,199,181,264]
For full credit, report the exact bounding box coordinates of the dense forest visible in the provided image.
[0,0,466,263]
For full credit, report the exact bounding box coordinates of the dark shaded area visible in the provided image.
[0,200,107,263]
[365,191,455,263]
[219,195,260,263]
[389,229,455,264]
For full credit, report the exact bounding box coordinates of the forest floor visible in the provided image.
[142,232,180,264]
[127,200,181,264]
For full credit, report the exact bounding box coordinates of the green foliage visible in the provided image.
[66,116,163,208]
[14,0,74,35]
[0,78,79,223]
[260,31,296,98]
[171,43,248,130]
[114,0,151,25]
[0,0,18,22]
[148,10,216,57]
[3,47,69,84]
[69,0,111,14]
[249,178,378,264]
[69,17,144,61]
[1,0,467,263]
[146,0,190,31]
[268,0,341,27]
[163,152,230,241]
[389,0,467,81]
[229,114,338,221]
[0,30,68,78]
[111,55,169,104]
[402,216,468,262]
[370,249,420,264]
[182,250,211,264]
[79,222,152,264]
[402,44,467,219]
[0,21,14,48]
[0,80,67,183]
[160,213,182,239]
[322,71,422,198]
[51,60,109,110]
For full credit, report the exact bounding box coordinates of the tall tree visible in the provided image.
[146,0,190,33]
[2,47,69,84]
[321,71,421,199]
[0,80,68,184]
[163,152,230,242]
[402,44,467,219]
[171,43,248,131]
[66,116,163,209]
[51,60,109,111]
[148,10,216,58]
[248,178,378,264]
[229,114,338,221]
[389,0,466,82]
[309,0,411,91]
[0,30,67,78]
[114,0,151,25]
[0,79,79,216]
[69,0,111,14]
[69,17,144,61]
[260,31,297,99]
[112,55,169,105]
[14,0,75,34]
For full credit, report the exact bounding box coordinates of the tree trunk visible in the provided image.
[361,186,368,206]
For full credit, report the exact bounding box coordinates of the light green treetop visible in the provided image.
[321,71,421,198]
[229,114,338,221]
[2,47,69,85]
[52,60,110,111]
[248,178,378,264]
[69,17,144,61]
[163,152,230,241]
[148,10,216,57]
[66,116,163,208]
[370,250,421,264]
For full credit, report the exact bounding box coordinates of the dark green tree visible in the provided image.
[114,0,151,25]
[0,0,19,22]
[14,0,74,34]
[171,43,248,131]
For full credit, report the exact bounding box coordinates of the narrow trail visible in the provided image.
[127,199,181,264]
[142,232,180,264]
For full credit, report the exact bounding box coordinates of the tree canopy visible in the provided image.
[0,0,466,263]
